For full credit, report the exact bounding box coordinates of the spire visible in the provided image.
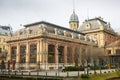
[87,8,89,20]
[69,0,79,31]
[73,0,75,12]
[69,0,79,22]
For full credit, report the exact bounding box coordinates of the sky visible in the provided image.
[0,0,120,32]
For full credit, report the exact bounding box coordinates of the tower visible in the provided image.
[69,0,79,31]
[69,11,79,31]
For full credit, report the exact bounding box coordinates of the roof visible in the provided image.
[69,11,79,22]
[0,25,12,35]
[106,40,120,47]
[24,21,84,35]
[78,17,116,34]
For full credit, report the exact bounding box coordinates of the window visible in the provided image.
[48,44,55,63]
[20,45,26,54]
[74,24,76,27]
[107,50,111,54]
[116,49,120,55]
[0,48,2,53]
[3,38,5,42]
[86,23,91,29]
[20,45,26,63]
[30,44,37,63]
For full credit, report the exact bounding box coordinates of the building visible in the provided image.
[6,11,101,70]
[78,17,120,68]
[5,11,119,70]
[78,17,117,48]
[0,26,12,63]
[106,40,120,67]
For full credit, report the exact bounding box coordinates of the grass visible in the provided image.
[76,71,120,80]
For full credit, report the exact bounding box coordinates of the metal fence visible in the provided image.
[0,69,119,78]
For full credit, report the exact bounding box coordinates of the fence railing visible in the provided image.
[0,69,119,78]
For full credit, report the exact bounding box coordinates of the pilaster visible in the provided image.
[37,40,40,63]
[26,42,29,70]
[40,39,43,63]
[55,44,58,69]
[16,43,20,70]
[7,44,11,61]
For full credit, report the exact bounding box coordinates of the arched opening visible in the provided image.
[48,44,55,63]
[30,44,37,63]
[67,47,73,64]
[20,45,26,63]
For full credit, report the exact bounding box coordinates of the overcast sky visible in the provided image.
[0,0,120,32]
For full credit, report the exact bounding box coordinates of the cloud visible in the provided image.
[0,0,120,31]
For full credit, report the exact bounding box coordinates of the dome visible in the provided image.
[69,11,79,22]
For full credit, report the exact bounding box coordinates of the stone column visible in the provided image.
[7,44,11,70]
[42,38,48,70]
[7,44,11,61]
[64,45,67,65]
[111,48,113,55]
[26,42,29,70]
[37,40,40,63]
[37,40,40,69]
[55,44,58,69]
[45,42,48,70]
[16,43,20,70]
[43,39,48,70]
[40,39,43,64]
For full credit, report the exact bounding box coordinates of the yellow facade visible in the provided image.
[6,21,101,70]
[0,34,8,62]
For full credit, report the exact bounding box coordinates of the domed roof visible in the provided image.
[69,11,79,22]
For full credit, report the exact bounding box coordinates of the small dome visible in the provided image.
[69,11,79,22]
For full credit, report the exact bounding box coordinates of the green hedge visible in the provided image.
[63,66,84,71]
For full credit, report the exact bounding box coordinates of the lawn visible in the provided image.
[76,71,120,80]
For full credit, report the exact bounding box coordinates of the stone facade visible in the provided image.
[0,34,8,63]
[78,17,117,48]
[0,26,12,63]
[6,21,99,70]
[106,40,120,66]
[4,13,119,70]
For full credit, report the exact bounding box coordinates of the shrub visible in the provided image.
[64,66,84,71]
[90,66,99,70]
[101,66,107,69]
[111,66,117,69]
[81,74,89,78]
